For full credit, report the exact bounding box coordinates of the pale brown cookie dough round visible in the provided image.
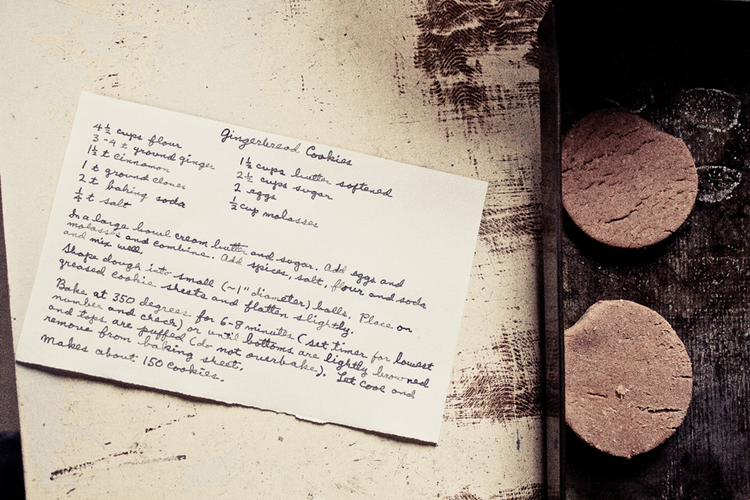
[565,300,693,458]
[562,108,698,248]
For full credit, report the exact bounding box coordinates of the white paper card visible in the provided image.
[15,93,487,442]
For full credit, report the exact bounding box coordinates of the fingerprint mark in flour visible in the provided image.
[447,483,544,500]
[479,203,541,255]
[414,0,548,124]
[697,165,742,203]
[446,487,483,500]
[445,329,542,424]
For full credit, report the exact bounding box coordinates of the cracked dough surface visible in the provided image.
[565,300,693,458]
[562,108,698,248]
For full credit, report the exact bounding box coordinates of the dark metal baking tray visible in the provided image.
[540,2,750,499]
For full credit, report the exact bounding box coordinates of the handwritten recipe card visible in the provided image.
[16,93,487,442]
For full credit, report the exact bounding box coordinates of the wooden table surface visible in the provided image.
[1,1,550,498]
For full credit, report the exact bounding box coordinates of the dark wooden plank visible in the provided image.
[554,2,750,498]
[539,6,565,500]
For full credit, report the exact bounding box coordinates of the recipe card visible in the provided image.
[15,93,487,443]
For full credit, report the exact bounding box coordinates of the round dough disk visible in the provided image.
[562,108,698,248]
[565,300,693,458]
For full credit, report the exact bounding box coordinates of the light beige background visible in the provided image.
[0,1,547,498]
